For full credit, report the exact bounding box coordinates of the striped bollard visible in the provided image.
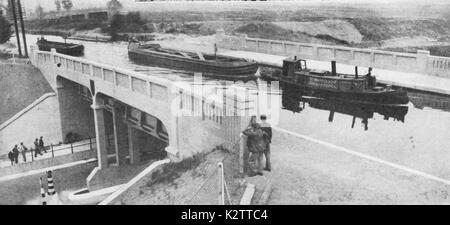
[40,177,47,205]
[47,171,55,196]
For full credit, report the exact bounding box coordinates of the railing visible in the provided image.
[0,138,96,168]
[428,55,450,76]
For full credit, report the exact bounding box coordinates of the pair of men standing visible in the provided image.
[243,115,272,176]
[34,136,46,158]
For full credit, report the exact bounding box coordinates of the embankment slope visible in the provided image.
[0,63,53,125]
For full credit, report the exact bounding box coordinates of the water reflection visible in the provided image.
[281,84,409,131]
[408,91,450,112]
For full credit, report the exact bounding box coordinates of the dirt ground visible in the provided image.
[119,149,245,205]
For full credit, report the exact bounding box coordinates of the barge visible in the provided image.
[273,57,409,105]
[37,37,84,56]
[128,42,258,80]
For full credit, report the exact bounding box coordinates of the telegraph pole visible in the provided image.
[16,0,27,57]
[9,0,22,57]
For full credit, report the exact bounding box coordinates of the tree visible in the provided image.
[61,0,73,12]
[109,14,122,41]
[35,5,44,19]
[54,0,61,12]
[107,0,123,15]
[0,15,12,44]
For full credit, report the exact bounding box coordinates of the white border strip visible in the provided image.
[274,126,450,186]
[0,158,97,182]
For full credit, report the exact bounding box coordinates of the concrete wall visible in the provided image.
[216,31,450,79]
[174,88,252,159]
[0,150,96,177]
[0,94,63,155]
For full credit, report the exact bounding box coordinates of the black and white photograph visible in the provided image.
[1,0,450,213]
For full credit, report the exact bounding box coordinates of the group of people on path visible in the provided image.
[7,136,46,165]
[243,115,272,177]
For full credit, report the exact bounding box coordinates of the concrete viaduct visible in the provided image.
[29,47,255,190]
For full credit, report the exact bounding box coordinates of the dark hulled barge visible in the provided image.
[128,42,258,80]
[37,37,84,56]
[276,57,409,105]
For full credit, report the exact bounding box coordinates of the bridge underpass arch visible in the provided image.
[92,92,169,170]
[55,76,96,144]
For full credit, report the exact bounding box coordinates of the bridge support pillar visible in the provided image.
[112,105,129,166]
[128,126,142,164]
[92,100,109,169]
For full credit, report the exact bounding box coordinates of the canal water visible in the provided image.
[21,34,450,184]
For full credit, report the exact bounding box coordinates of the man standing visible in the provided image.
[18,142,27,162]
[39,136,46,154]
[259,115,272,172]
[243,123,268,176]
[12,145,19,164]
[34,138,41,157]
[8,150,14,166]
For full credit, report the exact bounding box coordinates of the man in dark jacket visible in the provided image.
[243,123,268,176]
[8,151,14,166]
[39,136,47,154]
[34,138,41,157]
[12,145,19,164]
[259,115,272,172]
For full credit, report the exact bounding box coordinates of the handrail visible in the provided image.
[0,138,96,167]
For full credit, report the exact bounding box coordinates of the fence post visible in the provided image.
[89,137,92,150]
[239,135,247,176]
[218,162,225,205]
[31,149,34,162]
[51,144,54,158]
[70,143,74,154]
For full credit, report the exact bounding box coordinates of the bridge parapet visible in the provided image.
[216,31,450,79]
